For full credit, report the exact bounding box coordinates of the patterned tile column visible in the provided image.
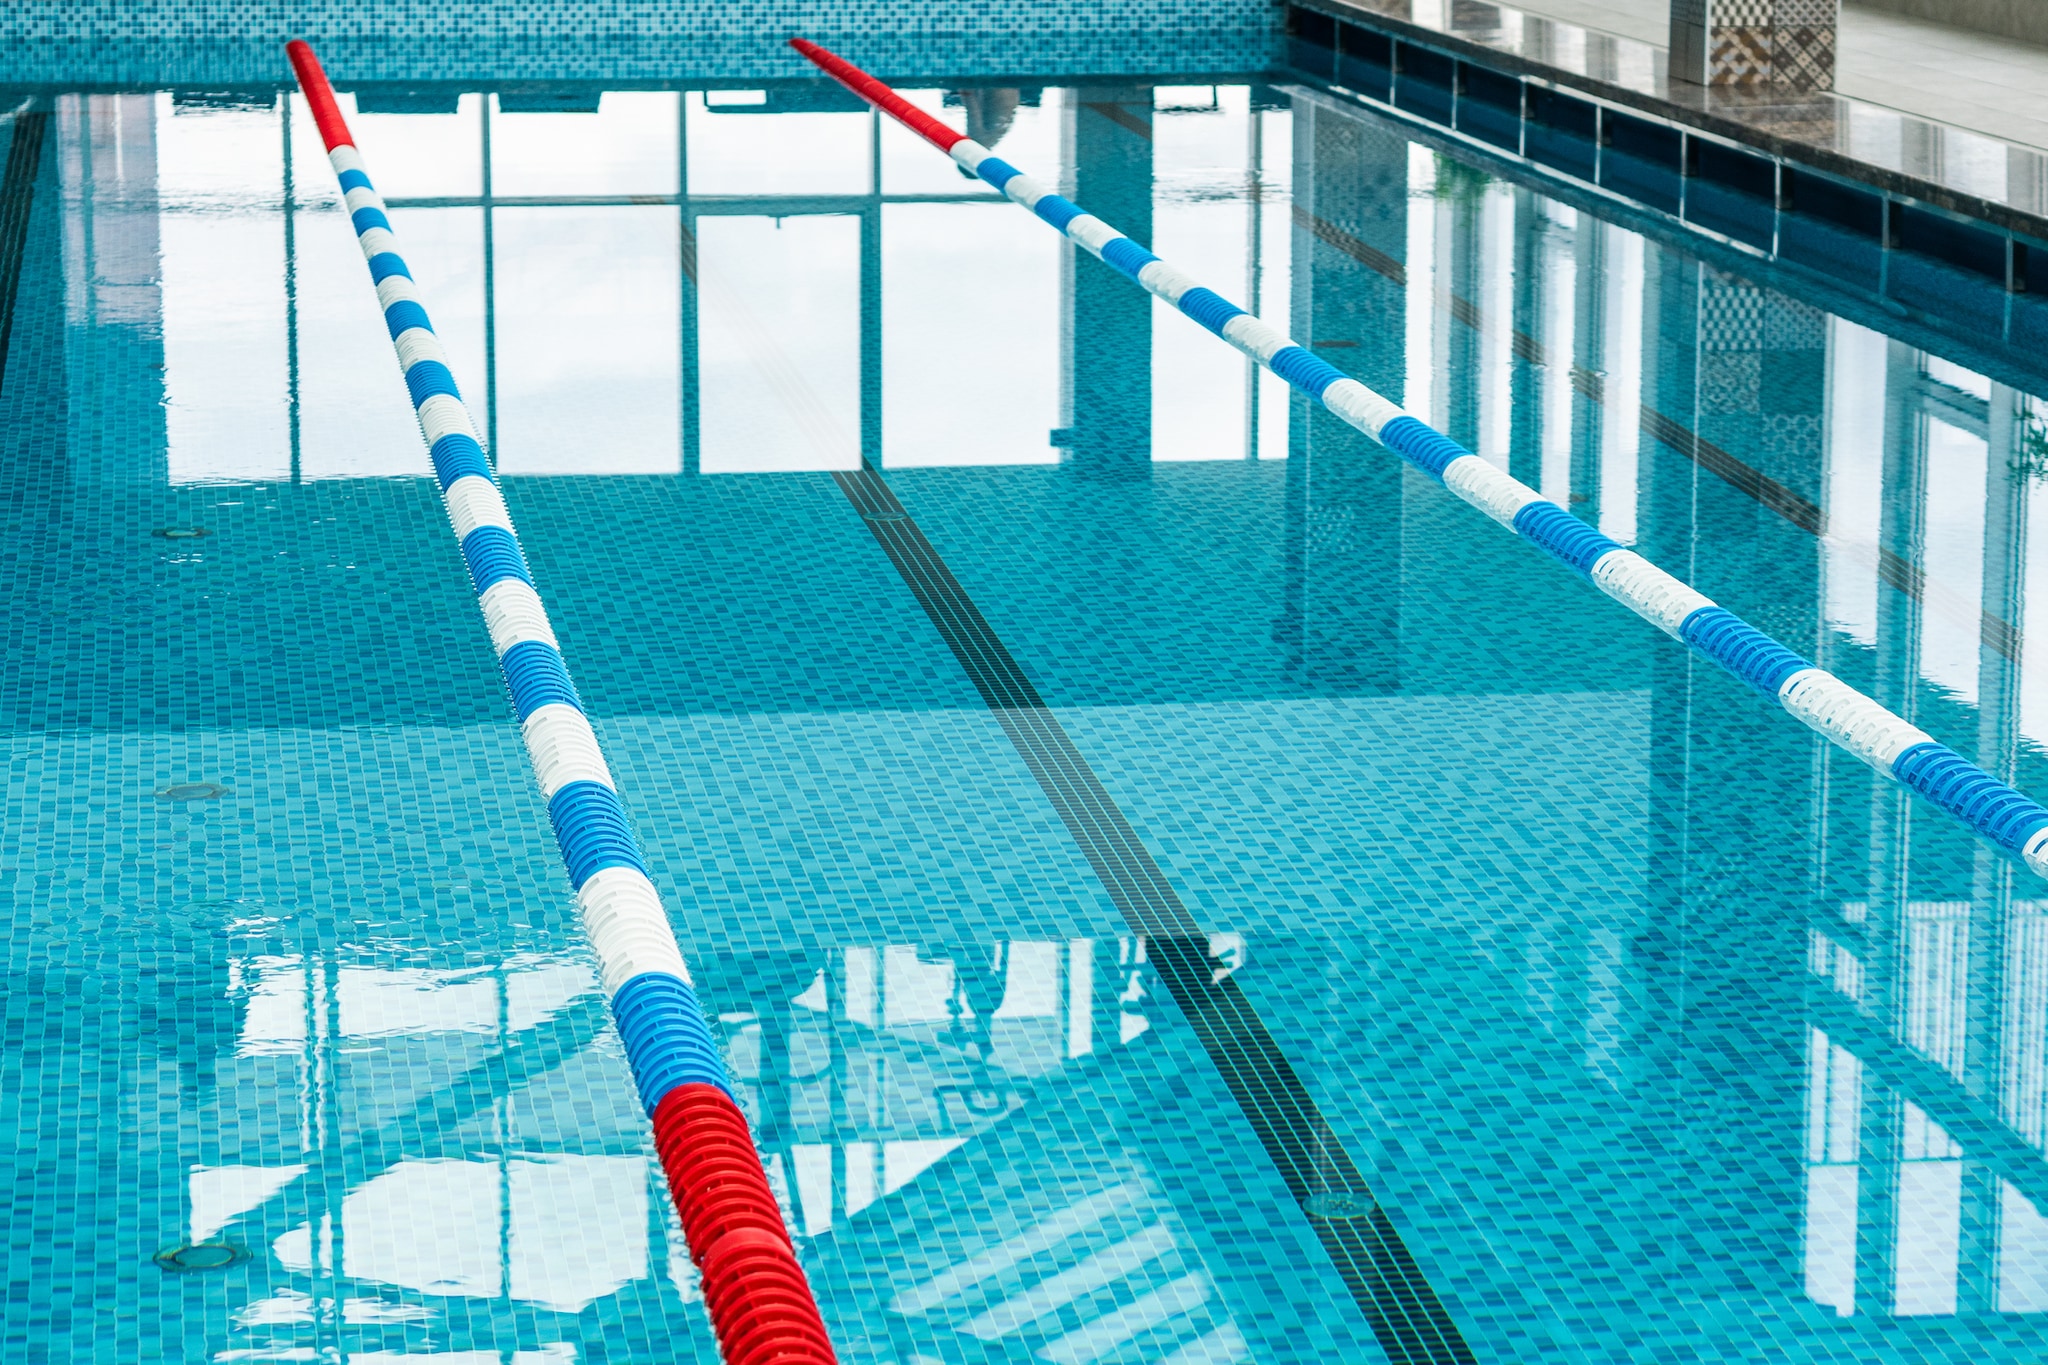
[1669,0,1839,91]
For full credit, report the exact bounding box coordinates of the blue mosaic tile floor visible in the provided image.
[2,63,2047,1365]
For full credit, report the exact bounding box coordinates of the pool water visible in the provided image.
[6,68,2048,1365]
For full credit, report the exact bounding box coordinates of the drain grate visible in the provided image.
[1305,1190,1375,1220]
[154,1243,246,1272]
[156,782,229,801]
[153,526,209,539]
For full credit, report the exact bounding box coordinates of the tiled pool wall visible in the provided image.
[0,39,1275,88]
[13,0,1274,39]
[0,0,1282,85]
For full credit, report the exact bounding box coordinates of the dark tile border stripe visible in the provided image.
[0,112,48,391]
[833,464,1478,1365]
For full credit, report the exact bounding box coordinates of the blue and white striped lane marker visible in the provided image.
[284,41,732,1131]
[793,37,2048,880]
[293,40,836,1363]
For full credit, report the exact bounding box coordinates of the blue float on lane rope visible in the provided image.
[288,42,732,1113]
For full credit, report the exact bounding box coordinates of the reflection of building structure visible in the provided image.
[192,934,1252,1361]
[1062,85,1153,480]
[106,84,1291,488]
[1802,332,2048,1321]
[96,85,1302,491]
[1285,83,2048,1339]
[1282,97,1411,692]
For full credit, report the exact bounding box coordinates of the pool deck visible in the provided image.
[1293,0,2048,243]
[1518,0,2048,153]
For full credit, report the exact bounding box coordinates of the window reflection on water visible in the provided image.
[198,932,1234,1357]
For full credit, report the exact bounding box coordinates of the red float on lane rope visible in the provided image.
[789,38,965,154]
[654,1084,837,1364]
[284,40,354,152]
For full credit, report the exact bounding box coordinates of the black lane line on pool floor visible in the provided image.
[0,111,48,390]
[833,463,1477,1365]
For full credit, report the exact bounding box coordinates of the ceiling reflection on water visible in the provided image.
[191,933,1241,1361]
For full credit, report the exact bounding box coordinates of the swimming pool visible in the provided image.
[5,51,2047,1365]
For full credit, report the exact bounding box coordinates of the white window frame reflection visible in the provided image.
[140,85,1302,482]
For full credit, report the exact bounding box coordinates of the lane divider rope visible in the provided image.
[286,41,839,1365]
[791,36,2048,881]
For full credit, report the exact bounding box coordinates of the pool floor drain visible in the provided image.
[1303,1190,1375,1220]
[154,1243,246,1272]
[153,526,209,539]
[156,782,229,801]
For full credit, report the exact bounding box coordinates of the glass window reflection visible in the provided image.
[491,91,678,197]
[695,214,859,474]
[325,91,484,200]
[686,93,868,197]
[1921,419,1989,702]
[158,94,288,484]
[494,206,680,474]
[883,203,1059,468]
[1152,87,1252,462]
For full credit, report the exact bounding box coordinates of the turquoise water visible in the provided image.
[5,72,2048,1364]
